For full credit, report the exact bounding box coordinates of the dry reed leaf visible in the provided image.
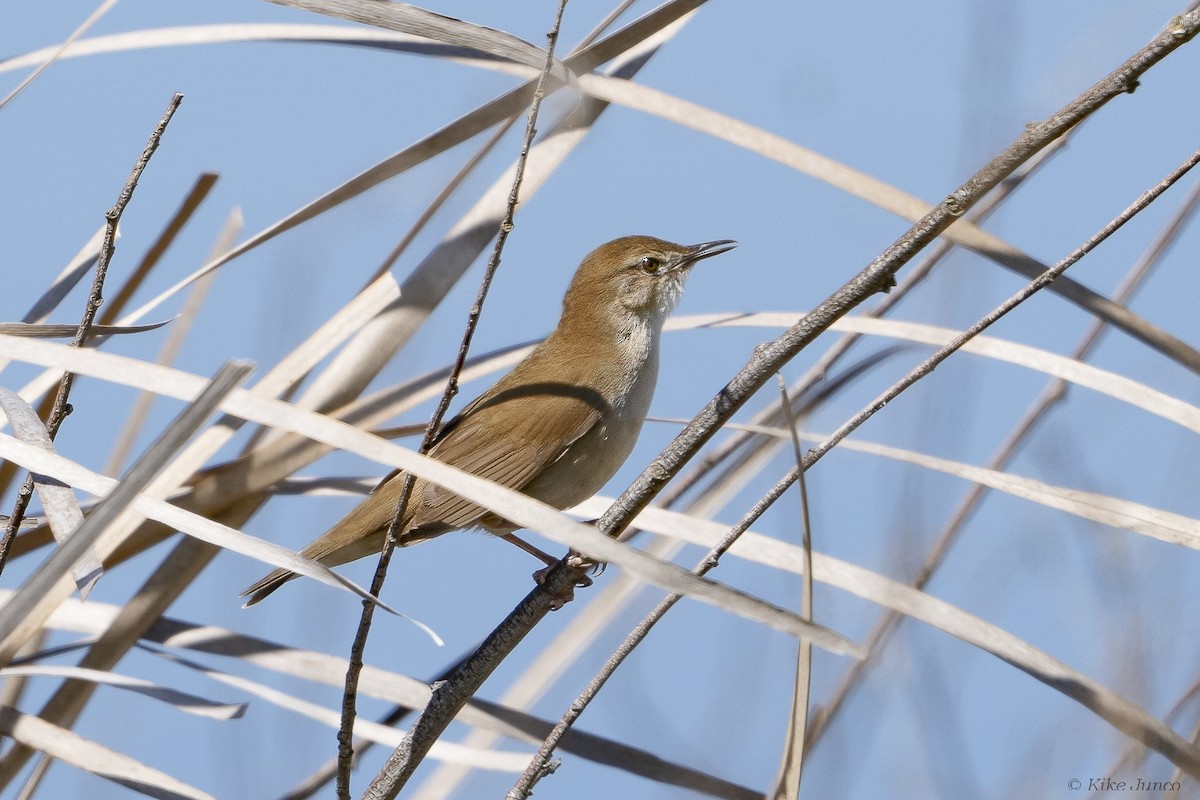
[99,173,221,327]
[0,706,214,800]
[0,321,171,338]
[811,433,1200,549]
[648,415,1200,549]
[148,646,530,771]
[260,0,566,76]
[0,0,117,110]
[769,380,812,800]
[18,225,109,325]
[3,592,440,710]
[105,209,241,475]
[0,432,401,619]
[574,73,1197,371]
[570,499,1200,778]
[665,313,1200,433]
[0,665,245,721]
[0,25,448,73]
[0,334,859,655]
[0,387,100,595]
[14,593,758,799]
[831,315,1200,430]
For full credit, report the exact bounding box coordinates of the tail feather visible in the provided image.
[240,483,411,606]
[240,526,391,607]
[240,568,296,607]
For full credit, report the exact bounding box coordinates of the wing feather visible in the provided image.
[409,379,609,531]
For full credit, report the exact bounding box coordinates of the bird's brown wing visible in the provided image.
[408,380,609,532]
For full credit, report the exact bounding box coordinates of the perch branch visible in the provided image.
[0,93,183,578]
[338,4,569,797]
[360,11,1200,797]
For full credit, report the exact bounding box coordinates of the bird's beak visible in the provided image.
[679,239,737,269]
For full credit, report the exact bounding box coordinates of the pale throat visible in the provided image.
[607,303,670,420]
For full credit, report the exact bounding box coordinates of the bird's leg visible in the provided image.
[499,532,592,610]
[498,531,559,567]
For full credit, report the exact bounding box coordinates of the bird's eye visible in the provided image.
[639,256,661,274]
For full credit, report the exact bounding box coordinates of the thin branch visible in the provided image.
[0,362,252,789]
[98,172,220,326]
[804,169,1200,754]
[504,379,824,798]
[340,4,570,797]
[0,92,183,578]
[593,13,1200,548]
[647,135,1069,536]
[351,12,1198,796]
[800,146,1200,484]
[722,145,1200,778]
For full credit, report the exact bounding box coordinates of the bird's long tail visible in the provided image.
[240,476,421,607]
[240,568,294,607]
[239,525,391,607]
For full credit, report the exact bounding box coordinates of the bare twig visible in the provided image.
[725,145,1200,778]
[593,14,1200,548]
[0,361,252,788]
[804,169,1200,755]
[347,12,1198,796]
[98,172,220,326]
[504,378,825,798]
[339,4,570,797]
[649,135,1069,536]
[0,92,183,578]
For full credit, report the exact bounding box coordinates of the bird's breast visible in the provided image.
[520,326,661,511]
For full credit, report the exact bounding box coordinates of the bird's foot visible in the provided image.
[566,549,605,577]
[573,521,607,577]
[533,552,597,610]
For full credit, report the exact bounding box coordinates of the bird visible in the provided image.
[241,235,736,606]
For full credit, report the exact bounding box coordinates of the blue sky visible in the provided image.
[3,1,1200,798]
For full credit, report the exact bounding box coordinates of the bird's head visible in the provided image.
[561,235,737,328]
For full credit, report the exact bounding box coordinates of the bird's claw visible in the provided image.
[533,554,598,610]
[566,549,605,577]
[532,565,577,610]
